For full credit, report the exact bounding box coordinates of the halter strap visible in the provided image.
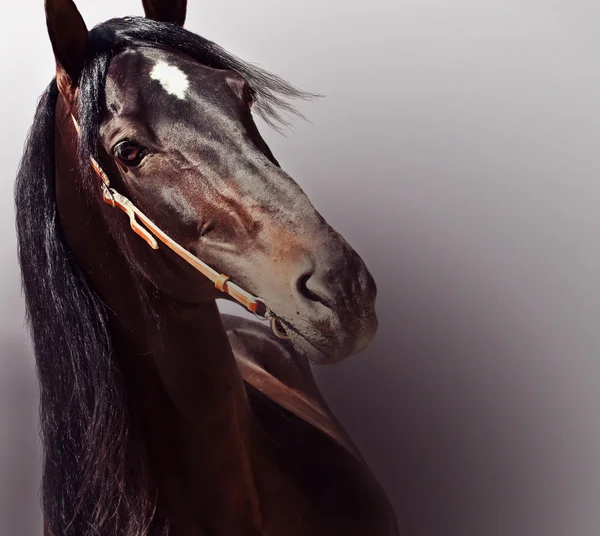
[70,115,288,336]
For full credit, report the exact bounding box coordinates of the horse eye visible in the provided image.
[113,140,147,167]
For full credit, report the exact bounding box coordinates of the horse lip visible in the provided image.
[274,316,327,364]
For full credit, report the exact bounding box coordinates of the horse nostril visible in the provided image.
[296,272,333,309]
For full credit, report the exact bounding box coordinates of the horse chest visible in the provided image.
[247,390,399,536]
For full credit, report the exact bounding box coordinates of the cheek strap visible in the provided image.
[70,114,289,336]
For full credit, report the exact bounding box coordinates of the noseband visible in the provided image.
[70,115,290,341]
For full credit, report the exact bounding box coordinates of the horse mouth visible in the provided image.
[271,316,338,365]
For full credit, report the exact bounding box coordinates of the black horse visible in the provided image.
[16,1,398,534]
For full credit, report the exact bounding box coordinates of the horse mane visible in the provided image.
[15,82,161,536]
[15,17,313,536]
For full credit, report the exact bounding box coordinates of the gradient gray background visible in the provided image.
[2,1,599,534]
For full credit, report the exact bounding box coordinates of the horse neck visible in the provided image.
[53,94,263,534]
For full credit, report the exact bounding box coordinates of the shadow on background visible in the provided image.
[314,225,593,536]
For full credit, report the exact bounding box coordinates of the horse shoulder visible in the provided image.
[221,314,363,461]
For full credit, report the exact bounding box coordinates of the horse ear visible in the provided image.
[45,0,88,101]
[142,0,187,26]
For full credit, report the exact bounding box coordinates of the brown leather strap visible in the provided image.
[215,273,230,292]
[70,115,283,326]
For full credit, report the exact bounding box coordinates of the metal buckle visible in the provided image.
[253,298,274,320]
[253,299,290,340]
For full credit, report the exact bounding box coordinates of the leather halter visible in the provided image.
[70,115,290,340]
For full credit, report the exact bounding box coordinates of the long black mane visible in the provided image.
[15,17,312,536]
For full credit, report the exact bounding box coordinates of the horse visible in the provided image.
[15,1,399,534]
